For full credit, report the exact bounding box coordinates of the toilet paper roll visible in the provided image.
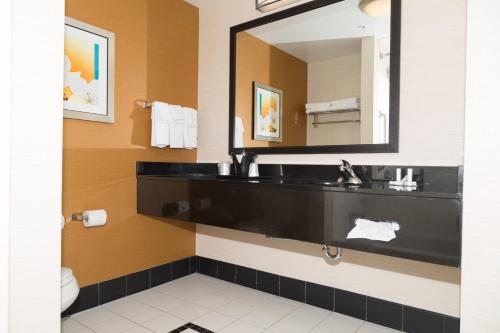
[83,209,107,228]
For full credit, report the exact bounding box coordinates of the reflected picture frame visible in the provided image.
[63,17,115,123]
[253,81,283,142]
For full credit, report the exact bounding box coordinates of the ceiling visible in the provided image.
[246,0,390,63]
[274,38,362,63]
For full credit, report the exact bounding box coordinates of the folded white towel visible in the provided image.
[183,107,198,149]
[234,116,245,148]
[151,101,171,148]
[347,218,400,242]
[306,98,360,114]
[305,102,331,111]
[169,105,185,148]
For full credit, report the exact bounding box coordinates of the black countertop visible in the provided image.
[137,162,463,199]
[137,162,463,266]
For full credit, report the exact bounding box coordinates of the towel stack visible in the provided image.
[305,97,360,114]
[151,101,198,149]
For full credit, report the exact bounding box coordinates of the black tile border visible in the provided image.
[99,276,126,305]
[168,322,214,333]
[61,284,98,317]
[235,265,257,289]
[126,269,150,296]
[305,282,334,311]
[62,255,198,317]
[62,254,460,333]
[257,271,279,296]
[279,276,305,303]
[151,262,172,287]
[195,256,460,333]
[335,289,367,320]
[444,316,460,333]
[367,296,403,330]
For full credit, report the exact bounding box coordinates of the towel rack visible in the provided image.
[137,100,152,109]
[308,108,361,128]
[313,119,361,127]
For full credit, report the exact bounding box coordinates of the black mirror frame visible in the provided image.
[228,0,401,155]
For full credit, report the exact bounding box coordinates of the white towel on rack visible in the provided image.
[183,107,198,149]
[234,116,245,148]
[151,101,171,148]
[169,105,185,148]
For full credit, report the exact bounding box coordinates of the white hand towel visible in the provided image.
[169,105,185,148]
[151,101,171,148]
[182,107,198,149]
[234,116,245,148]
[347,218,400,242]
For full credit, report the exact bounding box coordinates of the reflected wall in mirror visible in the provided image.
[230,0,400,154]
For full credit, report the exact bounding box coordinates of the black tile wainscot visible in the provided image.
[61,256,197,317]
[195,256,460,333]
[137,162,463,267]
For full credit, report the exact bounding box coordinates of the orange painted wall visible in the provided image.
[62,0,199,286]
[235,32,308,148]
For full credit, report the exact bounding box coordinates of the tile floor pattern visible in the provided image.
[62,274,401,333]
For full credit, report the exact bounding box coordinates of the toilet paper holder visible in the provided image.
[70,209,108,228]
[71,212,88,222]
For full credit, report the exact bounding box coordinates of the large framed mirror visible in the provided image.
[229,0,400,154]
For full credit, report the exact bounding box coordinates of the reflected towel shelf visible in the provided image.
[307,108,361,127]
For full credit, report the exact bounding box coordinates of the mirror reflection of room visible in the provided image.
[234,0,391,148]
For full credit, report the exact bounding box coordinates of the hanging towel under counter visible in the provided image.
[306,97,360,114]
[151,101,171,148]
[183,107,198,149]
[169,105,185,148]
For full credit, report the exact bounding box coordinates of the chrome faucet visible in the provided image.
[337,160,362,185]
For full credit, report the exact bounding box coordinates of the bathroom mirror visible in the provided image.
[229,0,400,154]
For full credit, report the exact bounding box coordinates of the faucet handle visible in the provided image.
[338,160,362,185]
[339,160,355,177]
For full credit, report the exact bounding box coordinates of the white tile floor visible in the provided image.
[62,274,401,333]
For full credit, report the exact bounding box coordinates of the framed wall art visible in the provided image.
[253,81,282,142]
[63,17,115,123]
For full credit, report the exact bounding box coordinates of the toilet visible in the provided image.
[61,215,80,312]
[61,267,79,312]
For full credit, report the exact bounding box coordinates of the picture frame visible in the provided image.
[63,17,115,123]
[253,81,283,142]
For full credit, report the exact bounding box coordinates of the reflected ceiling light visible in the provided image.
[256,0,301,12]
[359,0,391,17]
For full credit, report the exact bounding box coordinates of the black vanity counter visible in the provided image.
[137,162,462,199]
[137,162,462,267]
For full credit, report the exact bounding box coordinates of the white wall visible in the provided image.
[193,0,466,317]
[461,0,500,331]
[9,0,65,331]
[195,0,466,166]
[307,53,361,145]
[360,36,375,144]
[0,0,12,331]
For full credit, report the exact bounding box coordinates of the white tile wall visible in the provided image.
[0,0,12,330]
